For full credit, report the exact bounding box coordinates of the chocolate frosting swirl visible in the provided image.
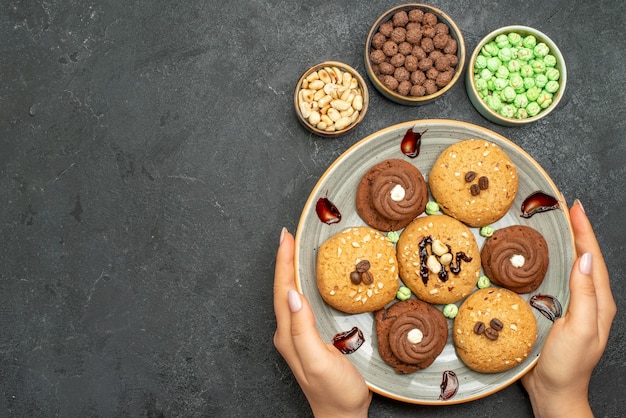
[481,225,549,293]
[371,165,425,221]
[389,310,446,365]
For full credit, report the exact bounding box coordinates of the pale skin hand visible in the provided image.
[522,201,617,417]
[273,228,372,418]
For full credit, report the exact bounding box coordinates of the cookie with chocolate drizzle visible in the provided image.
[356,159,428,232]
[397,214,481,304]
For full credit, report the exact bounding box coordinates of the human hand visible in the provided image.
[273,228,372,418]
[522,200,616,417]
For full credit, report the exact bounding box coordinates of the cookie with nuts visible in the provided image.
[396,214,481,305]
[453,288,538,373]
[316,226,400,314]
[429,139,518,227]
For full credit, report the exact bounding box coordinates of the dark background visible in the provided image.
[1,0,624,416]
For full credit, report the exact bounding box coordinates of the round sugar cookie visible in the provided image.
[316,226,399,314]
[397,215,480,305]
[429,139,518,227]
[356,159,428,232]
[453,288,538,373]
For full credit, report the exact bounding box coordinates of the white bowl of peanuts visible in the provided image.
[294,61,369,137]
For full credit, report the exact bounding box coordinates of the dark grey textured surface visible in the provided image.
[1,0,624,416]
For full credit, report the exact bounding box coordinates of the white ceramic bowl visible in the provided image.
[466,25,567,126]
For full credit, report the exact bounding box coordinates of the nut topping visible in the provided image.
[490,318,504,331]
[464,171,476,182]
[361,270,374,285]
[356,260,371,273]
[470,183,480,196]
[478,176,489,190]
[473,321,486,335]
[484,327,499,340]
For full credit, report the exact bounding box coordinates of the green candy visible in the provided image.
[538,91,554,108]
[482,41,499,57]
[535,74,548,88]
[502,86,516,102]
[477,275,491,289]
[514,93,529,108]
[500,104,516,118]
[534,42,550,57]
[496,65,510,79]
[517,47,533,61]
[474,55,488,69]
[523,77,536,90]
[425,201,440,215]
[485,95,502,111]
[486,57,502,72]
[544,54,557,67]
[531,59,546,74]
[522,35,537,48]
[498,47,513,62]
[526,86,542,101]
[480,68,493,80]
[495,34,510,48]
[475,77,488,91]
[387,230,400,243]
[443,304,459,319]
[527,101,541,116]
[546,67,560,81]
[507,59,522,73]
[479,225,495,237]
[494,77,508,91]
[509,74,524,90]
[520,64,535,78]
[545,80,560,93]
[507,32,523,46]
[396,286,411,301]
[516,107,529,119]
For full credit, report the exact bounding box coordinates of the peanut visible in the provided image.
[298,65,365,133]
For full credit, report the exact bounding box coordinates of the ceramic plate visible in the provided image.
[294,120,575,405]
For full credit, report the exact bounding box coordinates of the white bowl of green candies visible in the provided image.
[466,25,567,126]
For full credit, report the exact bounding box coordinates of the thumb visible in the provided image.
[565,253,597,329]
[288,290,334,361]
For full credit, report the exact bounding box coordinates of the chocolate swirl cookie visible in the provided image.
[481,225,549,294]
[375,299,448,374]
[356,159,428,231]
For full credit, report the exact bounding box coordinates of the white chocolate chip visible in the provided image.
[407,328,424,344]
[389,184,406,201]
[510,254,525,268]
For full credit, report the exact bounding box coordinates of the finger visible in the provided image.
[289,291,337,374]
[564,254,598,332]
[569,203,616,332]
[273,228,297,353]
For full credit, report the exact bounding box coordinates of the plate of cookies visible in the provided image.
[294,119,575,404]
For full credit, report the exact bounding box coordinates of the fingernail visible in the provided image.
[288,289,302,313]
[280,227,287,244]
[574,199,585,214]
[579,252,592,275]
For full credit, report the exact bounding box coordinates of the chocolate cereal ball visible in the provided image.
[379,20,394,37]
[444,38,458,55]
[422,25,436,39]
[410,70,427,85]
[393,10,409,27]
[410,84,426,96]
[433,33,450,50]
[435,55,452,71]
[370,49,387,65]
[406,28,423,44]
[418,57,433,72]
[412,45,427,60]
[406,22,421,32]
[421,37,435,53]
[382,75,399,91]
[445,53,459,67]
[423,12,438,27]
[429,50,444,62]
[378,62,395,75]
[390,53,406,68]
[436,70,454,87]
[390,27,406,43]
[424,79,438,95]
[372,32,387,49]
[426,67,440,80]
[408,9,424,22]
[397,80,412,95]
[435,22,449,35]
[398,41,413,55]
[405,55,419,72]
[394,67,410,82]
[382,40,399,56]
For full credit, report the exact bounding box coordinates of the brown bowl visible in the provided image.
[365,3,466,106]
[294,61,369,137]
